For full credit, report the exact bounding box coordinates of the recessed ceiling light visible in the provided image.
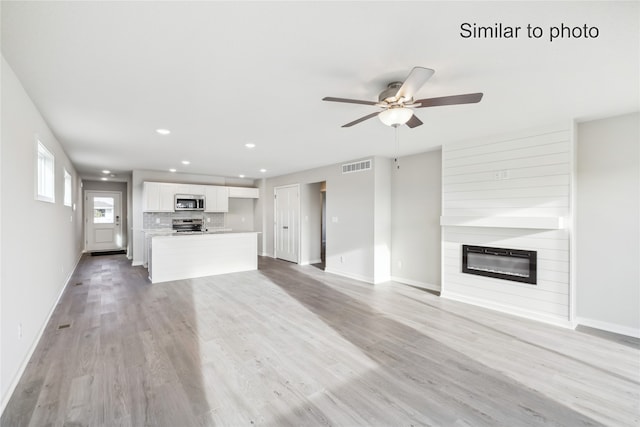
[101,177,108,181]
[260,169,267,173]
[181,160,190,165]
[239,174,245,178]
[245,143,256,149]
[169,168,177,173]
[102,170,110,174]
[156,129,171,135]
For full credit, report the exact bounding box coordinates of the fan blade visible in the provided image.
[323,97,378,106]
[406,114,423,128]
[415,92,483,108]
[395,67,435,101]
[342,111,380,127]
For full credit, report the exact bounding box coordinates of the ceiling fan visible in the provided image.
[323,67,483,128]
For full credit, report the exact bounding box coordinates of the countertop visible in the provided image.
[144,228,235,235]
[147,229,261,238]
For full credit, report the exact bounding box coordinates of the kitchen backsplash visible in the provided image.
[143,212,225,229]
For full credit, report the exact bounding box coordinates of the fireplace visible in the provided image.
[462,245,537,285]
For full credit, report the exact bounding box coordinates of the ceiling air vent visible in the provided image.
[342,159,372,174]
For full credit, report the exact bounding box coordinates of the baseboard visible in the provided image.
[575,316,640,338]
[1,252,82,416]
[441,291,573,329]
[299,258,322,266]
[373,275,391,284]
[391,276,441,292]
[324,268,374,284]
[131,261,143,266]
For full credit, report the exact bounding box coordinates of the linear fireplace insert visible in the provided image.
[462,245,537,285]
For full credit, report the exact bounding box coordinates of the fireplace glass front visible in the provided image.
[462,245,537,285]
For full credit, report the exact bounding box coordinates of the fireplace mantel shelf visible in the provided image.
[440,216,564,230]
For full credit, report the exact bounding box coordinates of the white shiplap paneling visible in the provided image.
[441,125,572,325]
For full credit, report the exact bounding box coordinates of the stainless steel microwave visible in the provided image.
[175,194,205,211]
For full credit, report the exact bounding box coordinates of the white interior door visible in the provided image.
[274,184,300,263]
[85,191,123,252]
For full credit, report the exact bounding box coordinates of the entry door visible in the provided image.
[274,184,300,263]
[85,191,122,252]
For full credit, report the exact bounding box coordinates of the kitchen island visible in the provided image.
[149,231,259,283]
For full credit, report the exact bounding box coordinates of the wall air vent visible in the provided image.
[342,159,372,174]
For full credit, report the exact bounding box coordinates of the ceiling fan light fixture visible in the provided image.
[379,107,413,127]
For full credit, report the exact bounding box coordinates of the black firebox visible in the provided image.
[462,245,537,285]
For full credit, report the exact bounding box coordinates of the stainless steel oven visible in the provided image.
[172,218,203,233]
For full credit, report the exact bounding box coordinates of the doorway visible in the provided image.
[320,182,326,268]
[85,191,123,252]
[274,184,300,263]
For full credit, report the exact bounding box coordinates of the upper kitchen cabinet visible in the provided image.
[143,182,175,212]
[204,186,229,212]
[174,184,205,196]
[228,187,259,198]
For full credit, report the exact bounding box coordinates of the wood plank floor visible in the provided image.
[2,254,639,426]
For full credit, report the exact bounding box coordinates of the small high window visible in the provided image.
[36,139,55,203]
[64,169,72,207]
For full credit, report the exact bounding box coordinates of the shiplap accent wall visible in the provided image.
[441,125,572,326]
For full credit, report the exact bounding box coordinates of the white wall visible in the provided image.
[390,149,442,291]
[576,112,640,337]
[254,178,268,254]
[226,198,255,232]
[130,169,255,264]
[300,182,322,265]
[1,56,84,411]
[441,124,572,326]
[262,157,391,283]
[374,157,391,283]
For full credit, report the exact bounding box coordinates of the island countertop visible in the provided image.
[153,230,261,237]
[149,231,259,283]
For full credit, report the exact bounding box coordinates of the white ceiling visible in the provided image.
[2,1,638,181]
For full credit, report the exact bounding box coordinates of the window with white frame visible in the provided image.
[36,139,55,203]
[64,169,72,207]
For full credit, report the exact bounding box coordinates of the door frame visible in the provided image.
[84,190,123,252]
[273,184,301,264]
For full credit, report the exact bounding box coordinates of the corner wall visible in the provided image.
[300,182,322,265]
[576,112,640,337]
[390,149,442,290]
[1,56,84,411]
[374,157,391,283]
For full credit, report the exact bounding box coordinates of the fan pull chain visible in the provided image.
[394,125,400,170]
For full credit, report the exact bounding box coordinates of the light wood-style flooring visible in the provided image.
[2,254,639,426]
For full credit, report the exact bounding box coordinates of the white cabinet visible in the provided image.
[228,187,259,199]
[144,182,257,212]
[204,186,229,212]
[174,184,205,196]
[143,182,175,212]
